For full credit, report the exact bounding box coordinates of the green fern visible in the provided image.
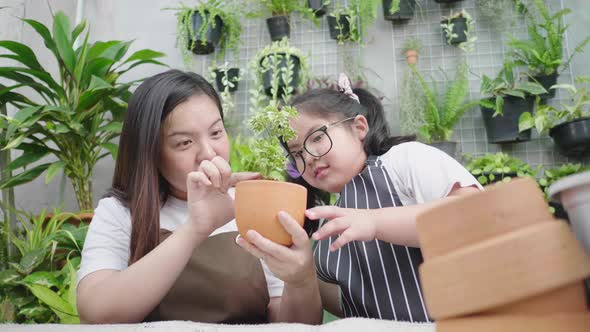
[410,62,476,143]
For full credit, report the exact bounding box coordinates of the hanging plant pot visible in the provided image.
[429,141,458,159]
[549,202,570,221]
[481,96,534,144]
[308,0,327,17]
[383,0,416,21]
[266,15,290,41]
[442,16,467,44]
[261,53,301,97]
[549,117,590,157]
[189,10,224,55]
[327,14,351,41]
[214,68,240,92]
[235,180,307,246]
[530,72,558,99]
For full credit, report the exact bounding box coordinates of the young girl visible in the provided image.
[76,70,321,324]
[281,74,482,322]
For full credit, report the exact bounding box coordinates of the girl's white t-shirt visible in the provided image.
[378,141,483,204]
[77,188,285,298]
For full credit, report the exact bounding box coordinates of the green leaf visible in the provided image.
[518,81,547,95]
[22,18,58,56]
[21,271,60,289]
[0,269,21,287]
[7,150,48,171]
[45,161,65,184]
[101,142,119,160]
[13,105,42,123]
[66,260,77,314]
[18,249,47,275]
[2,133,26,150]
[52,12,76,74]
[87,75,112,90]
[518,112,534,132]
[71,20,87,43]
[0,163,52,189]
[26,284,77,322]
[0,41,44,72]
[123,49,166,64]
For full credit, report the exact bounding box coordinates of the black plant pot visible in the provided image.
[429,141,458,159]
[530,72,558,99]
[383,0,416,21]
[266,16,290,41]
[442,17,467,44]
[261,54,301,97]
[549,117,590,157]
[308,0,327,17]
[481,96,534,144]
[189,11,224,55]
[214,68,240,92]
[327,15,351,41]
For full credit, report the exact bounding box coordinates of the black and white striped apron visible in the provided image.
[313,155,431,322]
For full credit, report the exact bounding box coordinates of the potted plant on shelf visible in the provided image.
[518,77,590,157]
[383,0,417,21]
[327,0,380,45]
[538,163,590,220]
[248,0,317,42]
[234,39,310,246]
[411,62,479,158]
[0,11,166,211]
[507,0,590,99]
[307,0,330,17]
[441,9,476,53]
[170,1,242,67]
[479,61,547,144]
[464,152,538,186]
[401,37,422,65]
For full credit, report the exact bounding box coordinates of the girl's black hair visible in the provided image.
[285,87,415,236]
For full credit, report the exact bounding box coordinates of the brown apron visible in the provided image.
[145,230,270,323]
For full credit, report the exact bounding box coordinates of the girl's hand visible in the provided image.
[187,156,259,237]
[306,206,377,251]
[237,211,316,288]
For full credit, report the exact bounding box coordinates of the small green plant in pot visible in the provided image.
[464,152,538,186]
[248,0,317,42]
[233,41,310,247]
[383,0,417,21]
[479,61,547,144]
[441,9,476,53]
[518,77,590,157]
[209,62,242,135]
[0,11,166,211]
[170,1,242,67]
[327,0,380,45]
[508,0,590,99]
[538,163,590,219]
[401,37,422,65]
[411,62,479,158]
[251,38,309,98]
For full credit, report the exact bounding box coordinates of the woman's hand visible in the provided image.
[187,156,259,237]
[236,211,316,288]
[306,206,377,251]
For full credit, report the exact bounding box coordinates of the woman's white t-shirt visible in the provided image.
[77,188,285,298]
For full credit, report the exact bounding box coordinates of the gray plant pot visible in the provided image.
[429,141,458,159]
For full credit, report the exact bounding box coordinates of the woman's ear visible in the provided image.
[352,115,369,141]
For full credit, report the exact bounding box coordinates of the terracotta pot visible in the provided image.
[405,50,418,65]
[235,180,307,246]
[44,211,93,227]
